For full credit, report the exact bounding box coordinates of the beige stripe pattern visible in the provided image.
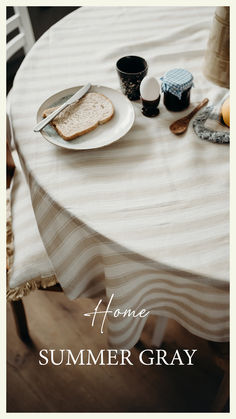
[9,157,55,289]
[9,7,229,347]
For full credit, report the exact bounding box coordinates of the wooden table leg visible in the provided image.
[151,316,168,347]
[10,299,31,343]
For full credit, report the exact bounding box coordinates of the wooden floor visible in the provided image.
[7,290,227,413]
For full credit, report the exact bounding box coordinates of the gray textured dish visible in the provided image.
[193,106,229,144]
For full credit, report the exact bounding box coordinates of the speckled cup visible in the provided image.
[116,56,148,101]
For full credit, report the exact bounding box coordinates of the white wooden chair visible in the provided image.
[7,6,35,139]
[7,7,35,61]
[6,112,59,343]
[6,10,59,343]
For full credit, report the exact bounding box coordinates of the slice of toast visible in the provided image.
[43,92,114,141]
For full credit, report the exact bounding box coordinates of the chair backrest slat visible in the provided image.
[7,13,20,35]
[6,7,35,61]
[7,33,25,61]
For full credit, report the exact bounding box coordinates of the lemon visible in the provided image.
[221,96,230,127]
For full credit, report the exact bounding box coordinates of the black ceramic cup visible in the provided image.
[116,55,148,101]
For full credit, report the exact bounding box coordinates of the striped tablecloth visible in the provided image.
[10,6,229,348]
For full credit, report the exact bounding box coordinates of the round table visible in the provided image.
[10,6,229,348]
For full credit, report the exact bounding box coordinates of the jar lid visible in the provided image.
[161,68,194,99]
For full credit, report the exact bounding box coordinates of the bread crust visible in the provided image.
[43,92,114,141]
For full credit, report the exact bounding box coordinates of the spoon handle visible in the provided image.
[186,98,209,120]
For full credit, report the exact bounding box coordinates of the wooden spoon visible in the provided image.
[169,98,209,135]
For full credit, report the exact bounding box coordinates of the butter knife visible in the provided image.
[33,83,91,132]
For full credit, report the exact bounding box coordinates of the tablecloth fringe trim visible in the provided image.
[6,189,58,302]
[7,275,58,302]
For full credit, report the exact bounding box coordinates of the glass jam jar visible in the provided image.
[161,68,193,112]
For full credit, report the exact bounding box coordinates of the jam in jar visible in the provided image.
[161,68,193,112]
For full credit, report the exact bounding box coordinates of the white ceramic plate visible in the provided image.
[36,85,135,150]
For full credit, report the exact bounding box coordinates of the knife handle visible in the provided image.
[33,101,68,132]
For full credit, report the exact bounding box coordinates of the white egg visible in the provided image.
[140,76,160,101]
